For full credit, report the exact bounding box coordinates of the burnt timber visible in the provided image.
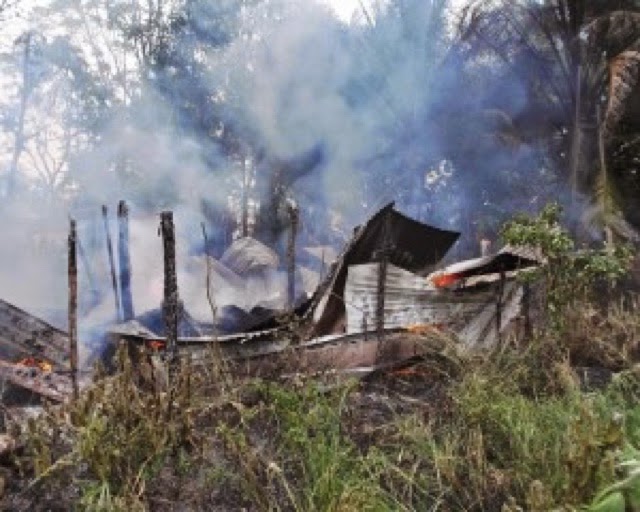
[0,298,69,370]
[110,203,541,377]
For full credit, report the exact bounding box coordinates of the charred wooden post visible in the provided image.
[287,202,299,310]
[68,219,79,400]
[118,200,135,321]
[523,282,532,338]
[160,212,179,365]
[375,216,393,341]
[102,205,121,322]
[496,269,506,345]
[376,256,388,340]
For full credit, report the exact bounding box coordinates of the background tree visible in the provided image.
[454,0,640,239]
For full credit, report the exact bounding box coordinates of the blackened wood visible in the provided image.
[0,299,69,368]
[160,212,179,362]
[375,215,392,341]
[287,204,299,310]
[376,258,388,340]
[102,205,121,322]
[68,219,79,400]
[496,270,506,345]
[118,200,135,321]
[523,282,532,338]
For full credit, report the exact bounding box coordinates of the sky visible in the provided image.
[322,0,468,23]
[321,0,364,22]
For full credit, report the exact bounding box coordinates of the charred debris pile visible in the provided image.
[0,201,542,409]
[2,203,640,511]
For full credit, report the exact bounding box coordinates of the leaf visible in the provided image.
[589,491,626,512]
[603,50,640,142]
[583,12,640,58]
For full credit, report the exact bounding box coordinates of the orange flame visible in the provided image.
[431,272,462,288]
[147,340,166,351]
[405,324,444,335]
[390,367,425,377]
[16,357,53,372]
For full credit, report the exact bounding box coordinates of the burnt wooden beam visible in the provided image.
[68,219,79,400]
[118,200,135,321]
[496,269,506,345]
[287,202,299,310]
[102,205,121,322]
[0,299,69,368]
[0,360,72,402]
[160,212,179,364]
[376,256,388,340]
[375,215,393,341]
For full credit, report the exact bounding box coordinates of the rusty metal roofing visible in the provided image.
[345,263,525,349]
[311,203,460,336]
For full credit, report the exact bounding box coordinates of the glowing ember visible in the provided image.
[389,367,426,378]
[16,357,53,372]
[431,272,463,288]
[147,340,166,351]
[405,324,444,335]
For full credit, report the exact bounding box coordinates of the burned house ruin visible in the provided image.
[0,202,541,402]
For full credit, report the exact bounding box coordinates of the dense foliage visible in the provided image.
[0,0,637,248]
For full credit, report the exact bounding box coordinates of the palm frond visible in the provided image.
[603,50,640,141]
[584,161,639,243]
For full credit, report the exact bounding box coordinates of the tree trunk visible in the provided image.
[7,33,34,197]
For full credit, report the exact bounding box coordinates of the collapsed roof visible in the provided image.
[0,299,73,402]
[310,202,460,335]
[0,299,69,370]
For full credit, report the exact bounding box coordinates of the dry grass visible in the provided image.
[0,289,639,510]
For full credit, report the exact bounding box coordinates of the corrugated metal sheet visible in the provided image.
[311,203,459,336]
[344,263,523,348]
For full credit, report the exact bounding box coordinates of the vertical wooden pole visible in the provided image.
[376,214,392,341]
[287,203,299,310]
[68,219,79,400]
[102,205,121,322]
[523,282,532,339]
[496,270,506,346]
[160,212,179,365]
[118,200,135,321]
[376,256,388,340]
